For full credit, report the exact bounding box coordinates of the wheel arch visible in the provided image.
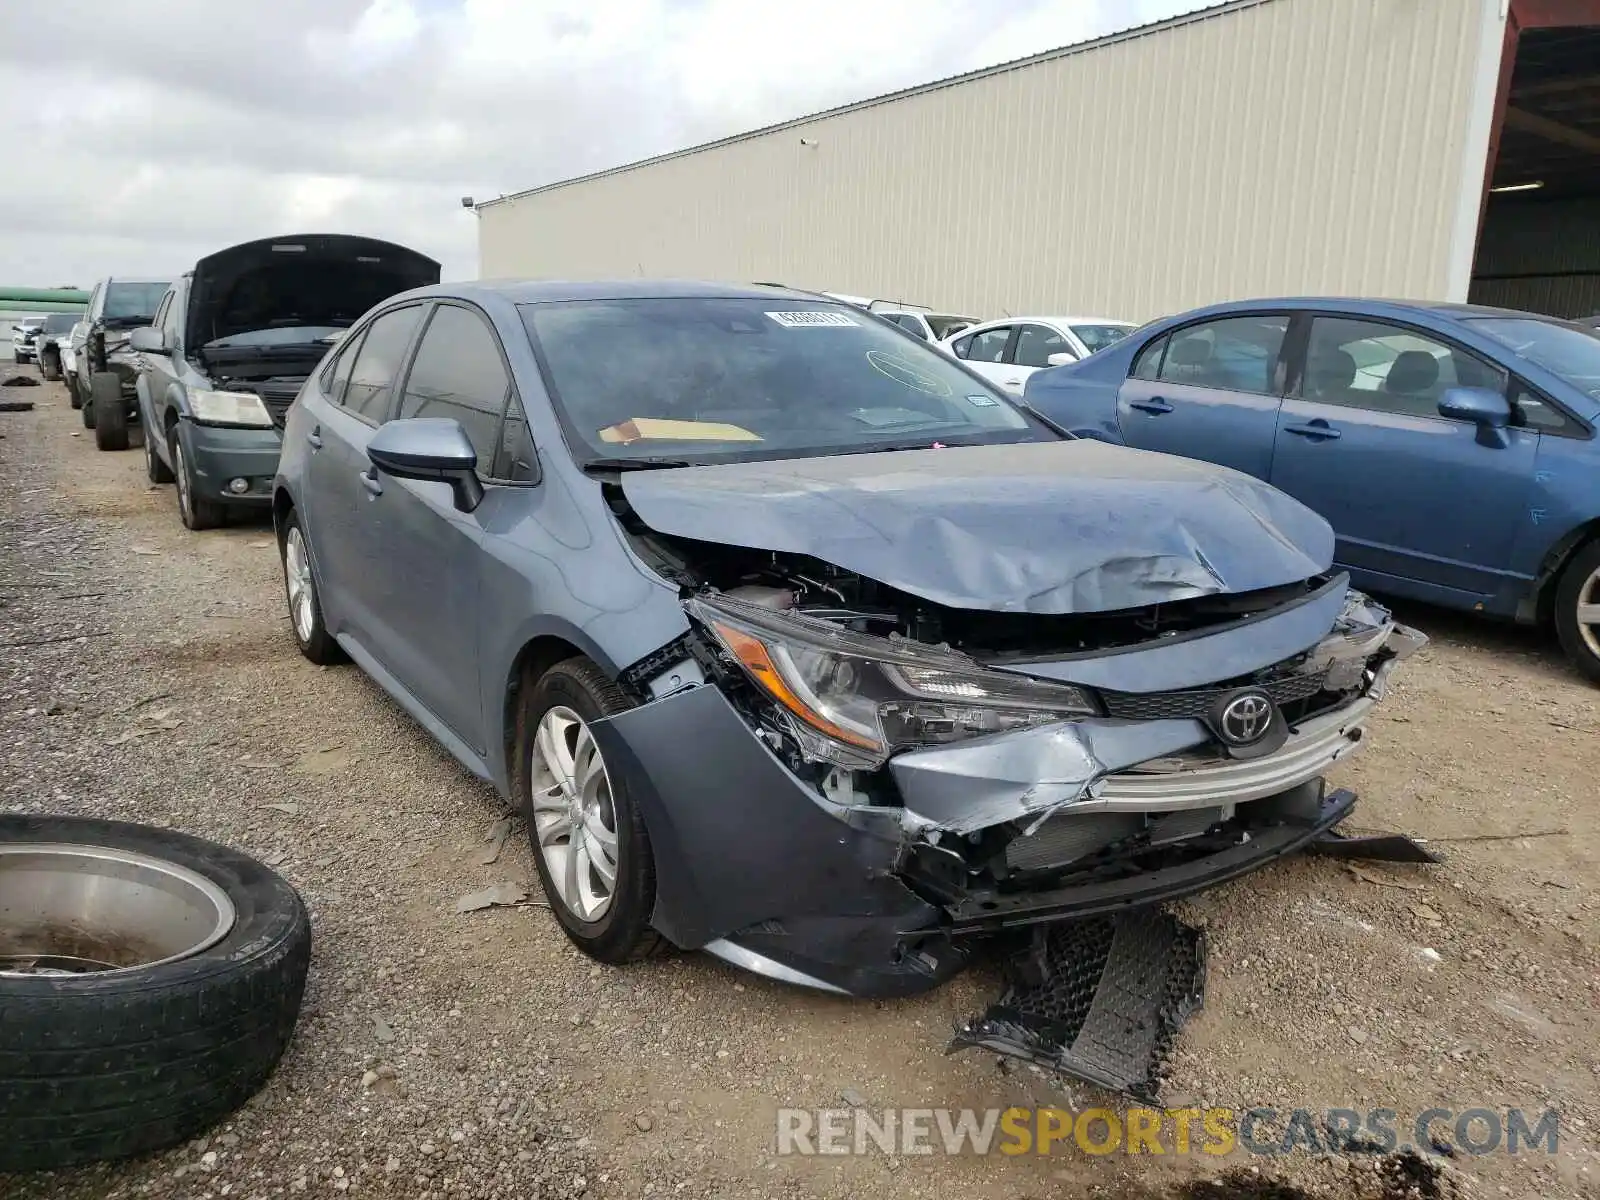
[1529,518,1600,625]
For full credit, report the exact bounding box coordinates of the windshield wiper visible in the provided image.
[581,456,696,473]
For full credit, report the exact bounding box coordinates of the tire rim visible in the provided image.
[1578,564,1600,660]
[529,706,619,922]
[174,438,192,524]
[284,526,316,643]
[0,843,236,976]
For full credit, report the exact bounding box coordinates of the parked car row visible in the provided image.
[820,290,1141,390]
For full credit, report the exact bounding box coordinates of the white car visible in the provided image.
[941,315,1137,395]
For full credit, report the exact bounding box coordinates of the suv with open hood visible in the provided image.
[130,234,439,528]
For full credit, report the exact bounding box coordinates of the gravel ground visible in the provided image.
[1,368,1597,1200]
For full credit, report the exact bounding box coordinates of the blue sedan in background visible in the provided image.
[1025,299,1600,681]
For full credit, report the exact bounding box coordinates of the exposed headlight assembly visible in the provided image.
[189,389,273,428]
[687,593,1098,768]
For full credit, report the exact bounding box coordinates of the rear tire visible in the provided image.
[0,813,311,1172]
[91,373,128,450]
[516,657,665,966]
[1554,539,1600,685]
[39,351,60,381]
[172,429,224,531]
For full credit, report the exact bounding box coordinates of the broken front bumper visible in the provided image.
[589,589,1424,997]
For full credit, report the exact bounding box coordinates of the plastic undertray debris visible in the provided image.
[949,909,1205,1100]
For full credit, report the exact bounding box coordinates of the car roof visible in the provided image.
[954,314,1134,334]
[1160,296,1563,324]
[427,279,834,305]
[101,276,174,285]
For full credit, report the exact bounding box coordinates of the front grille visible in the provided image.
[255,377,305,430]
[1101,669,1327,721]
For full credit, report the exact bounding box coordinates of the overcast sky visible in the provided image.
[3,0,1192,288]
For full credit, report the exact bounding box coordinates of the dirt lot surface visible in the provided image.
[2,369,1597,1200]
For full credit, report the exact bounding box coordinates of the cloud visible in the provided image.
[1,0,1190,287]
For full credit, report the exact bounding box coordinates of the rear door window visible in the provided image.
[1158,316,1290,395]
[341,305,424,423]
[1130,335,1167,380]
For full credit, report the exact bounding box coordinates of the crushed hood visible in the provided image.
[620,440,1334,614]
[187,233,440,349]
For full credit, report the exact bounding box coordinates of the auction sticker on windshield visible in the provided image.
[765,311,858,328]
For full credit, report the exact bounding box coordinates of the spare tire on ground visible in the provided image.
[0,814,312,1172]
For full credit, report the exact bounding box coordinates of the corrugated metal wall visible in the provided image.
[479,0,1491,322]
[1470,197,1600,317]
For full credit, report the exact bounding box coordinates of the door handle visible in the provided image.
[306,426,323,450]
[1283,421,1341,441]
[1129,398,1173,415]
[359,468,383,497]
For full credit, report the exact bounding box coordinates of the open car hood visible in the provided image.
[187,233,440,349]
[619,440,1334,614]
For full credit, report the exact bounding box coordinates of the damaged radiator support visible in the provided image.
[949,909,1206,1100]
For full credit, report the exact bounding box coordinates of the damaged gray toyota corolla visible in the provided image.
[274,280,1424,1001]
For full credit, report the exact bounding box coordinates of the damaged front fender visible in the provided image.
[587,683,948,980]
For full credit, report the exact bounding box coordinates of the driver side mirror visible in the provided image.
[1046,352,1078,367]
[129,327,167,353]
[366,418,484,513]
[1437,386,1511,427]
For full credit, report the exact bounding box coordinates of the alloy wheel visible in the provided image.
[284,527,316,643]
[1578,564,1600,660]
[0,843,236,977]
[529,706,619,922]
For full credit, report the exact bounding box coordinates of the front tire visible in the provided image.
[144,420,174,483]
[279,509,342,664]
[39,351,60,381]
[66,373,83,409]
[171,428,224,530]
[516,658,663,965]
[91,373,129,450]
[1554,539,1600,685]
[0,814,311,1172]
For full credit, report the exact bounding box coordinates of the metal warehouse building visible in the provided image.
[477,0,1600,323]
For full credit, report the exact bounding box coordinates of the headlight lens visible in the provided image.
[189,389,272,427]
[688,594,1098,768]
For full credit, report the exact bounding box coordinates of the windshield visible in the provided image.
[1465,317,1600,400]
[1070,324,1134,354]
[104,282,169,322]
[521,297,1048,465]
[43,313,78,334]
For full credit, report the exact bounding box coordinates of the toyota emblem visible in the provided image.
[1218,691,1274,745]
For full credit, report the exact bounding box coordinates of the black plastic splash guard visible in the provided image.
[949,909,1205,1100]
